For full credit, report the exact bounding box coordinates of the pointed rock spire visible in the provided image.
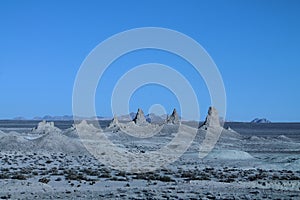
[166,108,180,124]
[108,115,119,128]
[200,106,221,128]
[133,108,147,125]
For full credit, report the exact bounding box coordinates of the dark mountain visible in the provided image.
[251,118,271,123]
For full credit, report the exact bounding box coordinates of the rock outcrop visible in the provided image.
[166,109,180,125]
[107,115,120,132]
[133,108,148,126]
[108,115,119,128]
[31,120,61,134]
[199,106,221,129]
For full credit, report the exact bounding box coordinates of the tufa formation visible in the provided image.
[166,108,180,125]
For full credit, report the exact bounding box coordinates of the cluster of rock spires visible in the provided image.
[31,120,61,134]
[109,106,221,129]
[131,108,180,126]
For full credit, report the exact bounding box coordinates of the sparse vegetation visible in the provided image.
[38,177,50,184]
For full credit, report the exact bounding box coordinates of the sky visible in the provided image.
[0,0,300,122]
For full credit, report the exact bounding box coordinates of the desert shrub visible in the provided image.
[80,168,100,176]
[32,171,38,176]
[1,168,9,172]
[116,171,126,177]
[39,177,50,184]
[289,175,300,180]
[109,176,127,181]
[55,177,62,181]
[11,174,27,180]
[272,174,280,180]
[159,175,174,182]
[0,174,9,179]
[248,175,258,181]
[99,172,111,178]
[64,169,97,181]
[0,194,11,199]
[133,173,148,180]
[65,172,85,181]
[219,178,235,183]
[181,171,196,180]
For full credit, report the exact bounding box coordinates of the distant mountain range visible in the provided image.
[11,113,169,122]
[10,115,272,123]
[32,115,74,121]
[13,115,104,121]
[11,113,167,122]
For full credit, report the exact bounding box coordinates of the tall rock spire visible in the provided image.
[108,115,119,128]
[166,108,180,124]
[200,106,221,129]
[133,108,147,125]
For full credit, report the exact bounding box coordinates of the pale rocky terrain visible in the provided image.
[0,107,299,199]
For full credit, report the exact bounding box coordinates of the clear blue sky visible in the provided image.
[0,0,300,122]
